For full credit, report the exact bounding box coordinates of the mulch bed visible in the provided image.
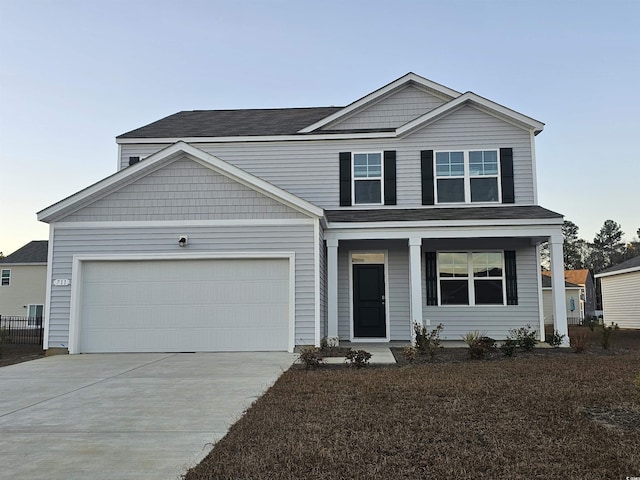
[0,344,45,368]
[184,328,640,480]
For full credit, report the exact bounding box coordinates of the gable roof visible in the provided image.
[563,269,591,286]
[116,73,543,143]
[37,142,323,223]
[0,240,48,264]
[540,273,581,289]
[595,255,640,278]
[117,107,343,139]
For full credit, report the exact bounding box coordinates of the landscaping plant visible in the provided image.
[462,331,495,359]
[546,330,566,348]
[599,322,619,349]
[499,338,518,357]
[402,345,417,364]
[508,324,538,351]
[413,322,444,358]
[345,349,371,368]
[298,346,324,369]
[570,330,590,353]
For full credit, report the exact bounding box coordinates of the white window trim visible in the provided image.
[27,304,44,327]
[351,151,384,206]
[434,149,502,205]
[348,250,390,342]
[1,269,10,286]
[437,251,506,306]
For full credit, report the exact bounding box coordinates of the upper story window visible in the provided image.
[1,269,10,286]
[353,153,383,204]
[435,150,500,204]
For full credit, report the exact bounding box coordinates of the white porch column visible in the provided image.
[409,237,423,342]
[327,238,339,339]
[549,235,569,346]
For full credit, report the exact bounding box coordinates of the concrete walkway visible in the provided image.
[0,352,296,480]
[323,343,398,364]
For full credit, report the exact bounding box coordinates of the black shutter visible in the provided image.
[421,150,434,205]
[339,152,352,206]
[425,251,438,306]
[500,148,514,204]
[383,150,396,205]
[505,250,518,305]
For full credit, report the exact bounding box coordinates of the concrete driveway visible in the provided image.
[0,352,296,480]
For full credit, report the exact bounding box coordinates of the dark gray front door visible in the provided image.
[353,264,386,337]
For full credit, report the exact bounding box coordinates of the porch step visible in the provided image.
[326,343,397,365]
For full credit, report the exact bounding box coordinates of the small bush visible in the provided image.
[599,322,619,349]
[508,324,538,351]
[570,330,590,353]
[298,346,324,369]
[546,330,566,348]
[462,331,495,359]
[402,346,417,364]
[413,322,444,359]
[345,349,371,368]
[499,339,518,357]
[319,336,341,354]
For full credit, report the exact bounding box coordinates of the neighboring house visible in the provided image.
[37,72,569,354]
[595,255,640,329]
[541,273,582,326]
[541,269,596,324]
[0,240,48,322]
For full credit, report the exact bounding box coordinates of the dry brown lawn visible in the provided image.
[184,329,640,480]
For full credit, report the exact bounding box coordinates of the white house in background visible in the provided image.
[595,255,640,329]
[0,241,48,321]
[37,72,569,354]
[541,273,583,326]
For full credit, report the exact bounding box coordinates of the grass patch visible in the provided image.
[185,331,640,479]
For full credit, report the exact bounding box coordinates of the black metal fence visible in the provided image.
[0,315,44,345]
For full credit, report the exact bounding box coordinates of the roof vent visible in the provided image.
[128,156,141,166]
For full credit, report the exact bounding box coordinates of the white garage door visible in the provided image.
[78,258,290,353]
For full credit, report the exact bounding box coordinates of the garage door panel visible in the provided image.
[78,258,290,353]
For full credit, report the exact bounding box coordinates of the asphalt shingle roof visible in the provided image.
[540,271,581,288]
[117,107,344,139]
[325,206,563,223]
[598,255,640,275]
[0,241,48,264]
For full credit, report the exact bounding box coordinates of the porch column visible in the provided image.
[327,238,339,339]
[549,235,570,347]
[408,237,424,342]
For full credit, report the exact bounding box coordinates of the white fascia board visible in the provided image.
[327,217,564,230]
[38,141,323,222]
[116,131,397,144]
[53,219,315,229]
[325,224,562,241]
[0,262,47,266]
[396,92,545,137]
[297,73,461,133]
[595,266,640,278]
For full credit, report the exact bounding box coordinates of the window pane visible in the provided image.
[440,280,469,305]
[437,178,465,203]
[471,178,498,202]
[438,252,468,277]
[473,252,503,277]
[474,280,504,304]
[354,153,381,178]
[354,165,368,178]
[354,179,381,204]
[436,152,464,177]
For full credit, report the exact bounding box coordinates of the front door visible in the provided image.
[353,263,386,337]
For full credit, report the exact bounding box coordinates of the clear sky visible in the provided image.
[1,0,638,255]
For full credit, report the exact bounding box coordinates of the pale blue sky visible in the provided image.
[1,0,638,255]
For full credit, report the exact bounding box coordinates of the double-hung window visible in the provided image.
[435,150,500,203]
[1,269,10,286]
[353,153,383,204]
[438,252,505,305]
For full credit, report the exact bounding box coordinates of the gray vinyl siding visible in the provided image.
[67,158,306,222]
[318,226,327,340]
[337,240,410,341]
[323,85,447,131]
[422,240,541,340]
[120,105,535,208]
[47,224,316,348]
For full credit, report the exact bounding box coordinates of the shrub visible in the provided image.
[402,346,417,364]
[345,349,371,368]
[319,336,341,354]
[462,331,495,359]
[499,338,518,357]
[298,346,324,369]
[508,324,538,351]
[546,330,566,348]
[570,330,590,353]
[599,322,619,349]
[413,322,444,358]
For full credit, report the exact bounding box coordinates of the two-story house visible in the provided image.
[37,73,569,354]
